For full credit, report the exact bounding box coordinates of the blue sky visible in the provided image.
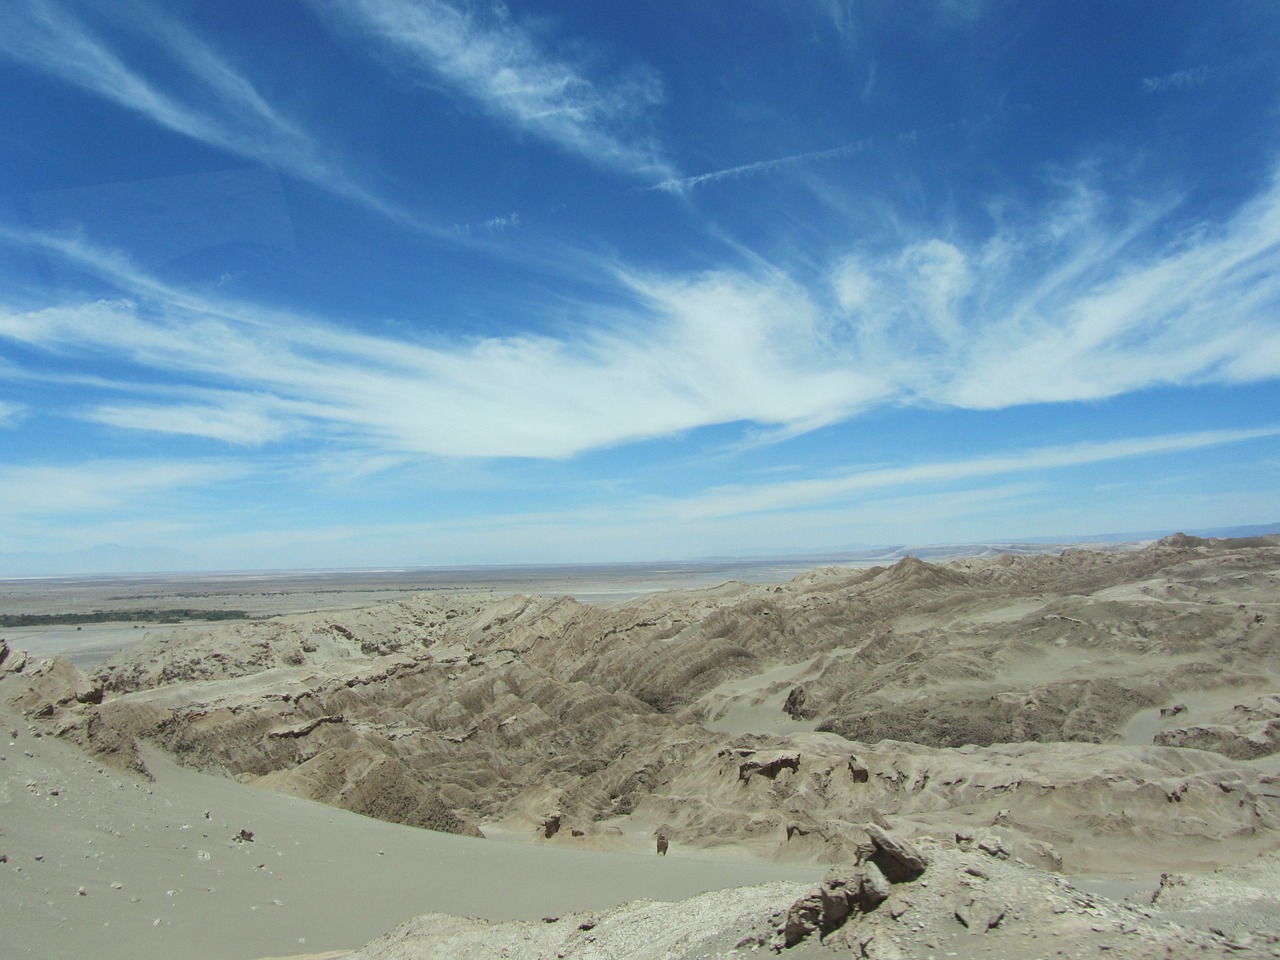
[1,0,1278,573]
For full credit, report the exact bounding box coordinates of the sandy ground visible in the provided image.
[4,623,171,672]
[0,704,821,960]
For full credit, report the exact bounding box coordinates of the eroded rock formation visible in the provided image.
[5,536,1277,877]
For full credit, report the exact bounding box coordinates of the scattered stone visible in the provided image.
[233,829,254,843]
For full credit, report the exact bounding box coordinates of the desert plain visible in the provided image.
[2,534,1279,959]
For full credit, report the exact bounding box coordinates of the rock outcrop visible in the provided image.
[342,836,1280,959]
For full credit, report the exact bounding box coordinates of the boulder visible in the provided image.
[779,863,892,946]
[738,751,800,782]
[864,824,929,883]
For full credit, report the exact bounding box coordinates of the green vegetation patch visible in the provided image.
[0,609,253,627]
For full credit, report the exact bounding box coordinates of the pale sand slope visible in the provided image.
[0,703,820,960]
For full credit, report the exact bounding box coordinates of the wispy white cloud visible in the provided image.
[652,142,868,194]
[0,0,405,221]
[85,397,299,445]
[1141,65,1211,93]
[4,155,1280,463]
[453,211,522,236]
[311,0,671,177]
[651,427,1280,522]
[0,460,242,517]
[172,425,1277,566]
[0,400,24,425]
[831,168,1280,408]
[0,227,890,457]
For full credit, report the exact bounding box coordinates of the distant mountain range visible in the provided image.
[1,523,1276,578]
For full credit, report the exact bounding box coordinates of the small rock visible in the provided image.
[77,886,86,896]
[954,896,1006,933]
[977,835,1010,859]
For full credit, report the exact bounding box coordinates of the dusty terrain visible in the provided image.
[3,533,1279,958]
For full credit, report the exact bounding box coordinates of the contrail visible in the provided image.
[652,141,868,193]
